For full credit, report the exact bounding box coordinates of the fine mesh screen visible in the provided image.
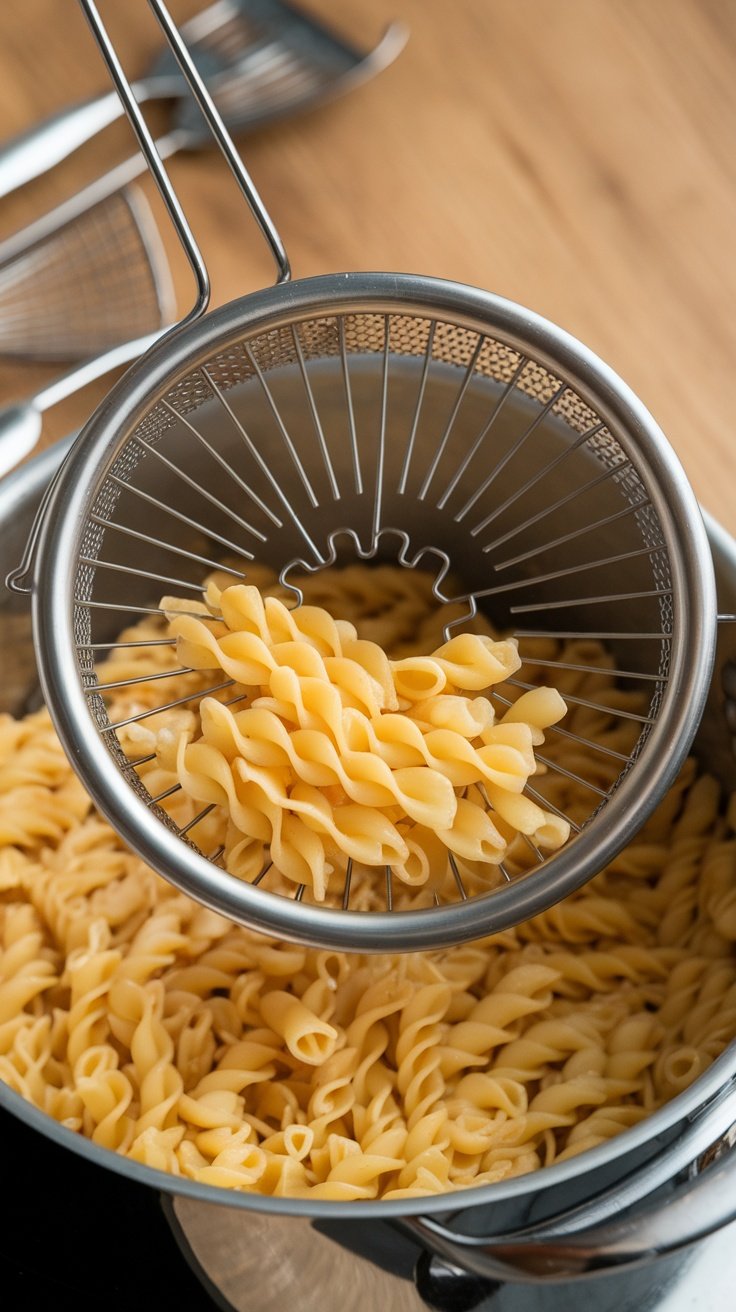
[71,304,672,932]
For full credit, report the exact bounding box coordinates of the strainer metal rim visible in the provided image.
[33,270,717,951]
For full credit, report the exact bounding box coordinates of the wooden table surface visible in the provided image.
[1,0,735,532]
[1,4,735,1292]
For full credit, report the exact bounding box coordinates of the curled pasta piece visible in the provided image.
[7,562,736,1203]
[392,635,520,699]
[482,783,569,849]
[436,797,507,864]
[409,695,495,737]
[260,990,339,1066]
[501,686,567,743]
[73,1045,135,1151]
[128,1125,184,1173]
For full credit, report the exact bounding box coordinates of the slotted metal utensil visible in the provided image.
[14,0,731,953]
[0,182,174,361]
[0,0,407,199]
[0,329,164,479]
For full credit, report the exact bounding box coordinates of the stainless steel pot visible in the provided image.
[2,441,736,1309]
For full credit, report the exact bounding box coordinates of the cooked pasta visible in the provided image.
[1,563,735,1201]
[156,581,568,896]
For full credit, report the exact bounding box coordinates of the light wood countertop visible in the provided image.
[0,0,734,531]
[1,4,735,1290]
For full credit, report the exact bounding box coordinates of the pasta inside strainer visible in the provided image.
[2,562,734,1200]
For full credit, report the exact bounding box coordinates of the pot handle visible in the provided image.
[398,1077,736,1284]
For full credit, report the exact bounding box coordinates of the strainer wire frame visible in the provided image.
[27,0,717,952]
[7,453,736,1255]
[33,272,717,951]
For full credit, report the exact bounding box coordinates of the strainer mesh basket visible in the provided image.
[28,0,714,952]
[35,288,710,951]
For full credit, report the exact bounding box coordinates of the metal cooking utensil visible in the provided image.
[0,182,174,362]
[0,0,407,199]
[15,0,735,954]
[0,330,163,480]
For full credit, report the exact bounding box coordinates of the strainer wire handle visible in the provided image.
[78,0,290,336]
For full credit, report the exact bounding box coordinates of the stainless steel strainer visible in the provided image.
[10,0,727,951]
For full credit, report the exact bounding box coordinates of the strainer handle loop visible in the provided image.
[147,0,290,287]
[79,0,209,330]
[78,0,289,335]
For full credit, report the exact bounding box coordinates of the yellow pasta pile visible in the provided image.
[156,581,568,897]
[1,564,736,1201]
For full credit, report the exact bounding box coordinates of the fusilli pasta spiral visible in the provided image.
[1,564,735,1201]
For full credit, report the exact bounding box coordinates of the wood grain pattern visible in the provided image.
[0,0,734,533]
[1,5,734,1289]
[169,1196,425,1311]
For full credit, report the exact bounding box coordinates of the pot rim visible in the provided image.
[2,1041,736,1220]
[1,437,734,1220]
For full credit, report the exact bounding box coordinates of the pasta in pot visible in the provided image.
[1,564,735,1201]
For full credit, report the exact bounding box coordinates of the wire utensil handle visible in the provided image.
[8,0,289,596]
[79,0,290,335]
